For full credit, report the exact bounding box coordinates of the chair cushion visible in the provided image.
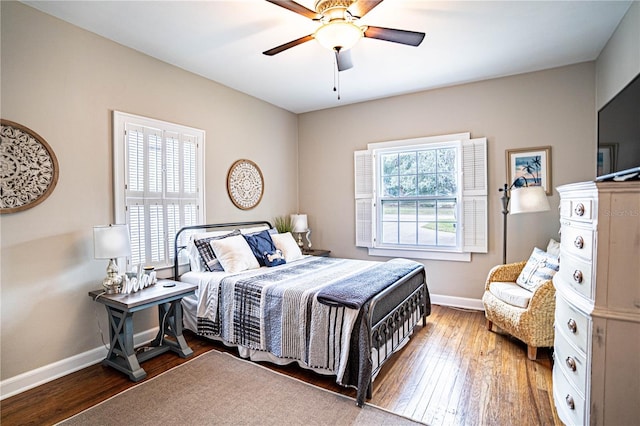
[516,247,560,292]
[489,281,533,309]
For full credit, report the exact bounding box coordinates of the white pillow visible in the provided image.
[187,239,205,272]
[209,235,260,273]
[546,238,561,258]
[240,225,270,235]
[271,232,303,262]
[187,230,238,272]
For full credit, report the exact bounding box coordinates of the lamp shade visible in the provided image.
[94,224,131,259]
[510,186,550,215]
[314,21,363,51]
[290,214,308,233]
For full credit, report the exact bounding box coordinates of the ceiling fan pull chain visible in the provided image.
[333,54,341,100]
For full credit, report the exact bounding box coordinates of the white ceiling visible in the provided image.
[23,0,632,114]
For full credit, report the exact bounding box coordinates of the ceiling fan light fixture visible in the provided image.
[314,20,363,51]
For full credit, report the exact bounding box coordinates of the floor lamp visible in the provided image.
[499,183,550,264]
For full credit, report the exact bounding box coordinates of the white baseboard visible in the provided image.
[1,295,484,400]
[0,327,159,401]
[430,294,484,311]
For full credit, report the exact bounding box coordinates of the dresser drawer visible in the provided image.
[554,331,588,394]
[553,364,586,426]
[560,198,595,222]
[560,223,594,262]
[557,253,593,301]
[555,295,590,353]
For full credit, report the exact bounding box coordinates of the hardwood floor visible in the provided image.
[1,305,560,425]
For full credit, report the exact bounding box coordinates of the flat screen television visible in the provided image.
[596,72,640,181]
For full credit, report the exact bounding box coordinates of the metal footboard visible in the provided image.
[366,266,429,399]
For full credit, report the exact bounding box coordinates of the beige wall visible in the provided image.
[596,1,640,109]
[297,63,596,300]
[0,2,298,381]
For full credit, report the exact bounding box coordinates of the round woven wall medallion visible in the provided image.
[226,159,264,210]
[1,120,59,214]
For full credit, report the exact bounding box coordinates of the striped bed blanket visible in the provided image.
[194,256,424,404]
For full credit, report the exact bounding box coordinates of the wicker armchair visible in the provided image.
[482,260,556,360]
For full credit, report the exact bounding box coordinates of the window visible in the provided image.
[355,133,487,261]
[113,111,205,270]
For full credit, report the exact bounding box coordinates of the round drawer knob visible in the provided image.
[574,203,585,216]
[574,236,584,249]
[573,270,583,284]
[566,357,577,372]
[567,318,577,333]
[566,394,575,410]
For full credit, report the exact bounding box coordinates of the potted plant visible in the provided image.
[273,215,293,233]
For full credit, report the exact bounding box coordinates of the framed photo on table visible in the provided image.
[506,146,552,195]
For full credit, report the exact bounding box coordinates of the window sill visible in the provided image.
[367,247,471,262]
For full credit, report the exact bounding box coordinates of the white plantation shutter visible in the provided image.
[166,132,180,195]
[126,126,145,194]
[354,150,374,247]
[183,202,198,226]
[128,203,146,266]
[114,112,205,270]
[148,202,165,263]
[148,132,163,195]
[462,138,488,252]
[166,202,181,261]
[183,136,197,195]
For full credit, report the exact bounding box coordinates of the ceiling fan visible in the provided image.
[263,0,425,72]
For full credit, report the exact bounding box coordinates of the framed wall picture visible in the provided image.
[506,146,552,195]
[597,143,618,176]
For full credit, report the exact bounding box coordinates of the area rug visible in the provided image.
[59,350,422,425]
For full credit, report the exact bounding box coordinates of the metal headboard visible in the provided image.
[173,220,273,280]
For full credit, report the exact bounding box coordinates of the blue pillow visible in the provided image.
[243,230,279,267]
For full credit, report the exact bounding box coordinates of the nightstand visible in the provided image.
[88,279,196,381]
[303,249,331,257]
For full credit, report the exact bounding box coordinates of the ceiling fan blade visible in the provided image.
[335,48,354,72]
[364,26,425,46]
[263,34,314,56]
[348,0,384,19]
[265,0,321,20]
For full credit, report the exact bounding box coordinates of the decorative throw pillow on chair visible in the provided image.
[516,247,560,292]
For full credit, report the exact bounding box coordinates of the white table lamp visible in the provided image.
[290,214,311,249]
[94,224,131,294]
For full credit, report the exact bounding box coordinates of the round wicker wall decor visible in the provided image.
[226,159,264,210]
[1,120,59,214]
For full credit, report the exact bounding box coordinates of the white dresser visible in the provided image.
[553,181,640,425]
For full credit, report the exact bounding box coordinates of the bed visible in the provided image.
[174,221,431,406]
